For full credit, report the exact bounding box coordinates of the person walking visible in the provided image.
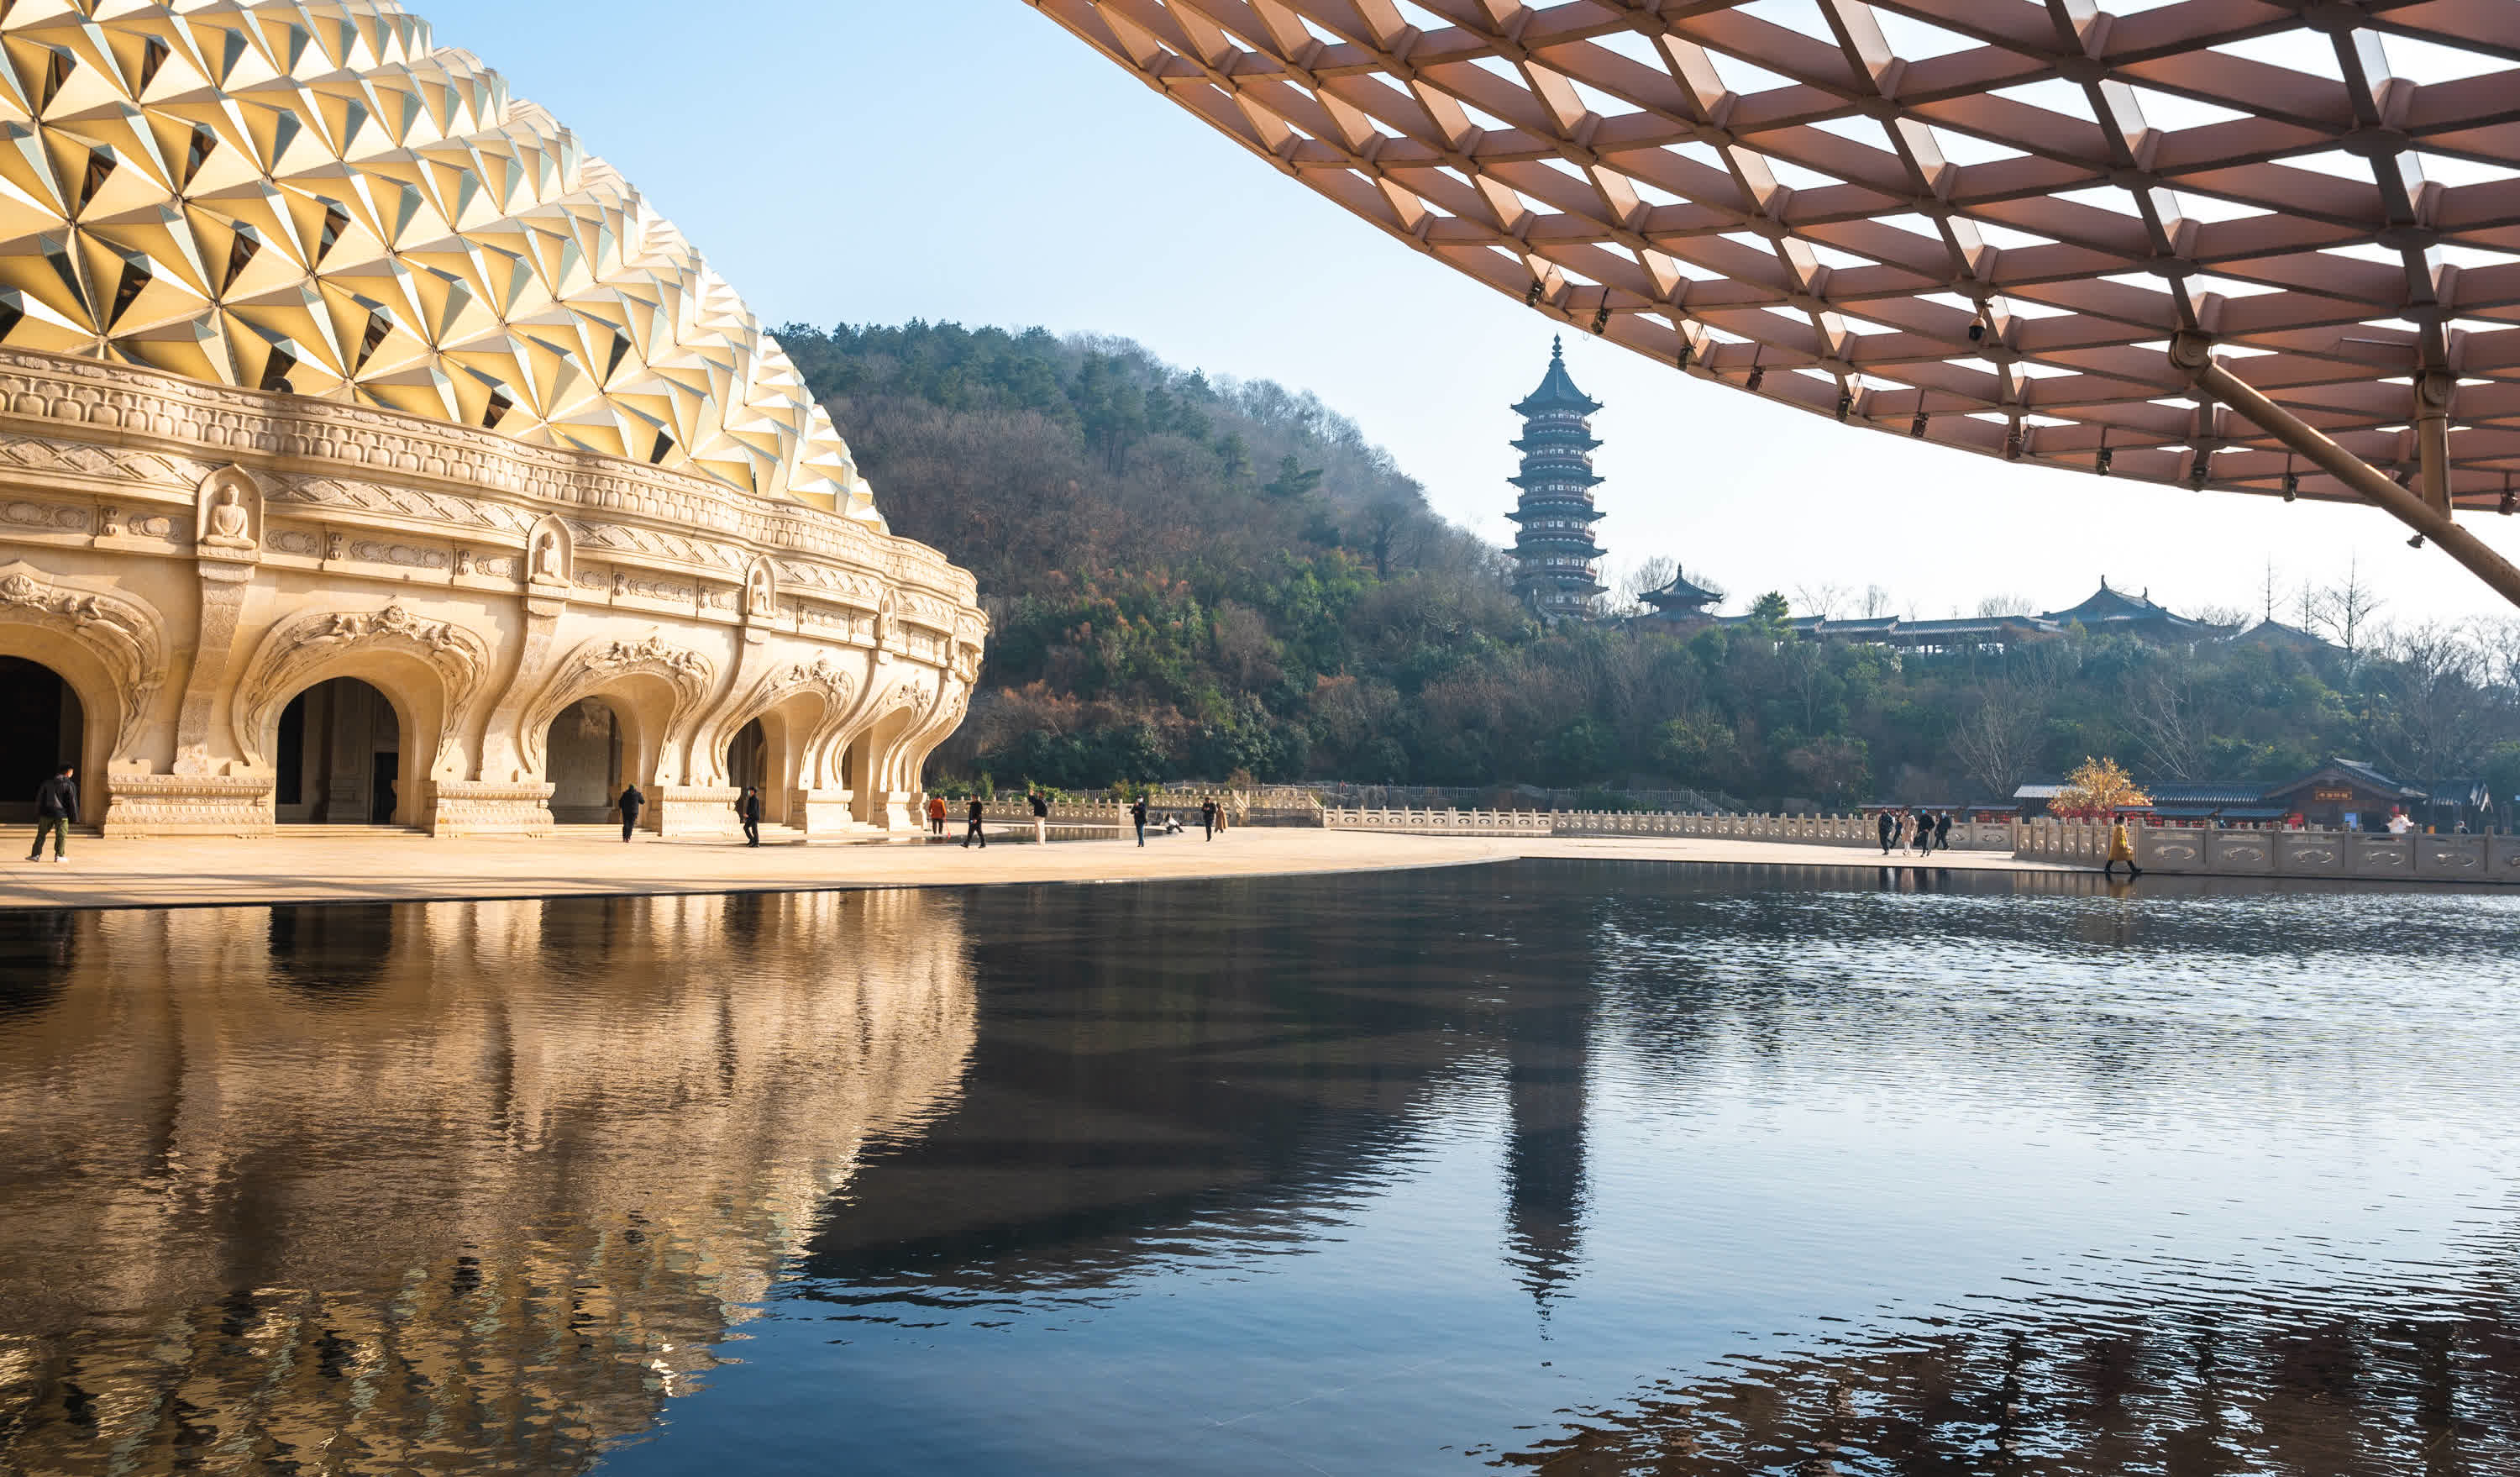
[1201,797,1218,841]
[1915,809,1937,856]
[617,782,644,843]
[926,793,948,838]
[26,763,75,862]
[1934,811,1953,854]
[2103,816,2142,878]
[1029,788,1049,845]
[1131,796,1148,847]
[1876,808,1895,854]
[963,796,986,849]
[738,786,763,847]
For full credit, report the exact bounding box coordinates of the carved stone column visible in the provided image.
[477,591,569,783]
[172,469,265,779]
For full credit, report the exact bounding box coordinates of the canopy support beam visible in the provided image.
[2168,332,2520,611]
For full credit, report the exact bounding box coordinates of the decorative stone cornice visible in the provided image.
[0,347,984,624]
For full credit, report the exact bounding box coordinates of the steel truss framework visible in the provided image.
[1030,0,2520,603]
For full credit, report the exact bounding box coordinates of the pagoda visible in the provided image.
[1637,568,1724,626]
[1507,339,1607,619]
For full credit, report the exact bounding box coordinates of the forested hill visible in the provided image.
[780,320,1524,786]
[785,321,2520,811]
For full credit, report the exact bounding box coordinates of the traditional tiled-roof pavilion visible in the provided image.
[2037,581,2239,641]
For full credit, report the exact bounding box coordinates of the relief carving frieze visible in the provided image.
[3,500,90,535]
[0,348,983,606]
[347,539,452,572]
[0,432,218,492]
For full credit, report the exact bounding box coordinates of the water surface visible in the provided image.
[3,862,2516,1474]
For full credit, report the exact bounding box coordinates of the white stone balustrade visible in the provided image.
[1315,808,2519,886]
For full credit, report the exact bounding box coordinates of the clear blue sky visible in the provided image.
[414,0,2520,629]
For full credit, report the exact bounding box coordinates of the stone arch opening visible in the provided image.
[852,705,918,827]
[544,697,627,824]
[727,716,770,811]
[0,657,85,827]
[276,677,407,826]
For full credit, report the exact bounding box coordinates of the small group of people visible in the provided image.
[1875,807,1953,856]
[923,791,1227,849]
[609,784,768,844]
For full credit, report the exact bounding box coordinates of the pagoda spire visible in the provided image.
[1507,340,1605,618]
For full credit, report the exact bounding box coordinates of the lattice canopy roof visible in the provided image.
[1032,0,2520,522]
[0,0,880,523]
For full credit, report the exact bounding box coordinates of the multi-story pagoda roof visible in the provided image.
[1512,338,1602,418]
[1639,570,1722,620]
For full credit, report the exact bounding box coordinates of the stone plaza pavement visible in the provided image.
[0,828,2080,911]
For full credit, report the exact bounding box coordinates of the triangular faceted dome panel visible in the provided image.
[0,0,879,525]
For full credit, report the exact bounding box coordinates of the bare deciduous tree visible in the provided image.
[1973,592,2034,618]
[2121,656,2213,781]
[1859,584,1895,618]
[1794,581,1850,621]
[2364,622,2496,788]
[1616,555,1679,614]
[1951,682,2047,800]
[2311,558,2384,661]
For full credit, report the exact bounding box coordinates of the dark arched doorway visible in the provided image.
[0,657,83,826]
[276,677,403,825]
[546,698,627,823]
[728,717,768,796]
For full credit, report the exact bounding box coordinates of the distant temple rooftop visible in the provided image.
[2036,580,2239,641]
[1636,570,1723,623]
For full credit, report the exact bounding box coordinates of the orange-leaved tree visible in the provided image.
[2049,756,2150,819]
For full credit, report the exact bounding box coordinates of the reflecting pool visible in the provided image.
[3,862,2517,1474]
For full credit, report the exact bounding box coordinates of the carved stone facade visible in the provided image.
[0,350,985,838]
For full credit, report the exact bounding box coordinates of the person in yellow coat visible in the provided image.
[2103,815,2142,878]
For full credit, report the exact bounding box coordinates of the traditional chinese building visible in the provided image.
[1507,339,1607,620]
[1635,569,1725,627]
[2036,581,2239,642]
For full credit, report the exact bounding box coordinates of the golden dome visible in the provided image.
[0,0,880,523]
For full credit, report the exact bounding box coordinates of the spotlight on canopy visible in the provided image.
[1027,0,2520,606]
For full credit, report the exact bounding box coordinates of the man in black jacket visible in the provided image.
[27,764,74,862]
[963,796,986,849]
[1875,809,1894,854]
[617,783,645,842]
[738,786,763,846]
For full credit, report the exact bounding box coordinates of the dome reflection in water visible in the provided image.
[3,862,2517,1474]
